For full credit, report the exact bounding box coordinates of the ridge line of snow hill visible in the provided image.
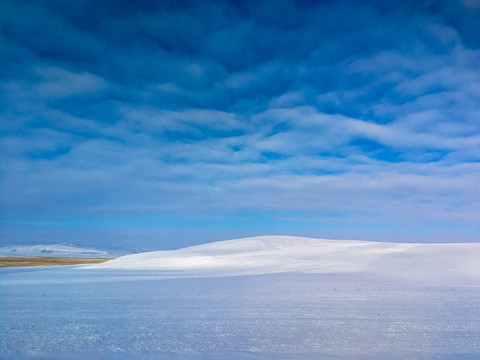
[82,236,480,284]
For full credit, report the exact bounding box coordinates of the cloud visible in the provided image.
[33,67,108,98]
[1,0,480,246]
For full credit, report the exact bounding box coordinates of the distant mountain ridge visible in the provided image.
[84,236,480,285]
[0,243,117,258]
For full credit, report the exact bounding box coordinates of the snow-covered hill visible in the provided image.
[85,236,480,284]
[0,243,115,258]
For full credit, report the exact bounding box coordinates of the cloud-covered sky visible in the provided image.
[1,0,480,250]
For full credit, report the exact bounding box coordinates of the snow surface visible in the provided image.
[1,267,479,359]
[0,243,116,258]
[86,236,480,284]
[2,236,479,359]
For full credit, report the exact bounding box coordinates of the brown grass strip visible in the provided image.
[0,256,113,268]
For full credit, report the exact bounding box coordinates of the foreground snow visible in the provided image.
[86,236,480,284]
[1,267,479,360]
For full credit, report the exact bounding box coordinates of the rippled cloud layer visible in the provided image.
[1,0,479,248]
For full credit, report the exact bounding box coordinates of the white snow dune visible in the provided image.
[85,236,480,284]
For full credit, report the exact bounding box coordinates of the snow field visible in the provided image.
[1,236,479,359]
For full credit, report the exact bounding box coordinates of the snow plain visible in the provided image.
[1,236,480,360]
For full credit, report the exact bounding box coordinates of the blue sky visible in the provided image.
[1,0,480,250]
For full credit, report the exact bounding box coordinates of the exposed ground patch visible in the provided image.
[0,256,112,268]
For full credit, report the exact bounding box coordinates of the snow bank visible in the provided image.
[84,236,480,284]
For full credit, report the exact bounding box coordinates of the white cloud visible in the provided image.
[2,0,480,245]
[33,66,108,98]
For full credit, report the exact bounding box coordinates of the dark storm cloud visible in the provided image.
[1,0,480,246]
